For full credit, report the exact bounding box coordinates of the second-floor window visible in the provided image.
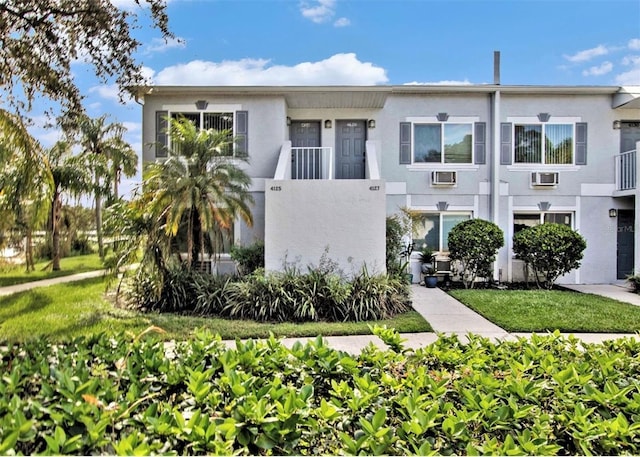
[414,123,473,164]
[171,111,234,155]
[514,123,573,165]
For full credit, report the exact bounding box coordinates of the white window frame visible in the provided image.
[513,211,574,235]
[405,116,479,170]
[169,110,236,154]
[508,116,582,169]
[411,211,473,253]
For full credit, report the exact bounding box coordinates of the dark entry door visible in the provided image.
[336,120,366,179]
[290,121,321,179]
[617,209,635,279]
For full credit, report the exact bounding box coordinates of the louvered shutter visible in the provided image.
[474,122,486,164]
[399,122,411,164]
[155,111,168,158]
[500,123,512,165]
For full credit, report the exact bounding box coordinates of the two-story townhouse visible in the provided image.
[139,84,640,285]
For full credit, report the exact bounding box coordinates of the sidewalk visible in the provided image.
[1,274,638,354]
[0,270,106,296]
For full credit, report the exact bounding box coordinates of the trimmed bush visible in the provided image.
[1,329,640,455]
[513,223,586,289]
[448,219,504,288]
[230,241,264,276]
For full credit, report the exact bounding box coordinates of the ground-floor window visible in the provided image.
[513,212,572,234]
[412,212,472,252]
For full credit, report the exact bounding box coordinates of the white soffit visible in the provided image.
[613,86,640,109]
[284,91,388,109]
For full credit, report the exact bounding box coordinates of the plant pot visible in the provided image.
[424,275,438,288]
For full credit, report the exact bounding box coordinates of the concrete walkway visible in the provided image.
[1,273,639,354]
[0,270,106,296]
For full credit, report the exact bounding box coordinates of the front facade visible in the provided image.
[140,84,640,284]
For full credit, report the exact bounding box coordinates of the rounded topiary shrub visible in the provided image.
[448,219,504,288]
[513,223,586,289]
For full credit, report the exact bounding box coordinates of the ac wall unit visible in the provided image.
[531,171,559,186]
[432,170,457,185]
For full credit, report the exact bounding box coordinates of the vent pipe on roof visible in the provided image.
[494,51,501,85]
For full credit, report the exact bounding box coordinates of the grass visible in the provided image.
[0,254,104,287]
[0,277,432,342]
[449,288,640,333]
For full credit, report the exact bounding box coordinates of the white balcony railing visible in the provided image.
[615,149,636,191]
[291,147,334,179]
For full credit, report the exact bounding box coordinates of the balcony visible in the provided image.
[273,141,380,180]
[265,140,385,275]
[615,149,636,192]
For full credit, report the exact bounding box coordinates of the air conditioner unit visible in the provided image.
[531,171,559,186]
[432,170,457,185]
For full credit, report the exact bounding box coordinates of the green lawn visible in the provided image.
[0,277,432,342]
[0,254,104,287]
[449,288,640,333]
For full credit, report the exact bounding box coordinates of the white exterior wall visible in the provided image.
[264,179,386,275]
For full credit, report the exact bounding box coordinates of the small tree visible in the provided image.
[448,219,504,289]
[513,223,586,289]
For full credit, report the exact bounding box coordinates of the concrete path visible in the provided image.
[1,273,639,354]
[0,270,106,296]
[561,283,640,307]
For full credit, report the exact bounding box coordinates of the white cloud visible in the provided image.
[334,17,350,27]
[152,53,388,85]
[629,38,640,50]
[300,0,336,23]
[582,61,613,77]
[616,54,640,85]
[145,36,186,54]
[564,45,609,63]
[404,79,473,86]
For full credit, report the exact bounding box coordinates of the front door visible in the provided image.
[290,121,321,179]
[335,120,366,179]
[617,210,635,279]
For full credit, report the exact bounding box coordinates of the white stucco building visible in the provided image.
[138,81,640,284]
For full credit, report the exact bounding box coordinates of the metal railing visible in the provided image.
[615,149,636,191]
[291,147,333,180]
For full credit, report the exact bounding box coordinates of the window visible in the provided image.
[513,212,572,234]
[170,111,235,156]
[514,123,573,164]
[412,212,472,252]
[414,123,473,164]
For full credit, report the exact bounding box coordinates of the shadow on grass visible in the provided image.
[0,291,52,321]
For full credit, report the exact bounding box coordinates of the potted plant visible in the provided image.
[419,247,438,288]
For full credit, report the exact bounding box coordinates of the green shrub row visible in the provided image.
[1,329,639,455]
[127,266,411,322]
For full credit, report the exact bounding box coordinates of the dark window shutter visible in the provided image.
[155,111,168,158]
[500,122,512,165]
[235,110,248,157]
[474,122,486,164]
[399,122,411,164]
[575,122,587,165]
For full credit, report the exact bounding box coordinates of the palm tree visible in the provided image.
[46,141,92,270]
[146,116,254,268]
[0,109,53,271]
[76,115,136,258]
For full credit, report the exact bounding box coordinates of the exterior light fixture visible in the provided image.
[613,120,622,130]
[195,100,208,110]
[609,208,618,217]
[367,119,376,129]
[286,116,291,125]
[324,120,332,129]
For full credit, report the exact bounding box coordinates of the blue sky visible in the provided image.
[30,0,640,195]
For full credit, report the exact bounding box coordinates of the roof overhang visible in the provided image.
[136,84,629,109]
[613,86,640,109]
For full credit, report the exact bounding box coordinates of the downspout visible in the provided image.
[491,51,502,281]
